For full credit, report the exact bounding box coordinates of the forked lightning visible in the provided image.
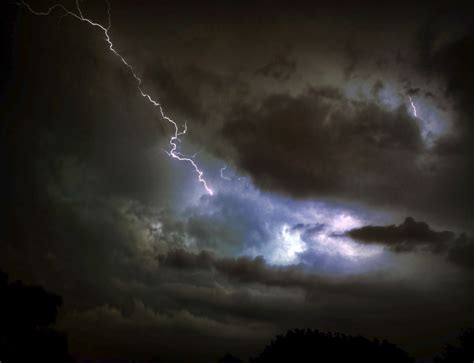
[20,0,214,195]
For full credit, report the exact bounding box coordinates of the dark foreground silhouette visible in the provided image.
[0,269,73,363]
[251,329,414,363]
[219,327,474,363]
[434,328,474,363]
[218,353,243,363]
[1,268,473,363]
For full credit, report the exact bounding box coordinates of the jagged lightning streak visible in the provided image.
[409,96,418,118]
[19,0,214,195]
[220,165,231,181]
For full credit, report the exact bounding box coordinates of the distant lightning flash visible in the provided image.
[220,165,231,181]
[409,96,418,118]
[20,0,214,195]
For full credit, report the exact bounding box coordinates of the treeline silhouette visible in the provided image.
[434,328,474,363]
[252,329,413,363]
[0,269,73,363]
[219,329,414,363]
[1,268,473,363]
[220,328,474,363]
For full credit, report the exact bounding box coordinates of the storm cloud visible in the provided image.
[2,0,474,362]
[347,217,455,252]
[222,88,423,204]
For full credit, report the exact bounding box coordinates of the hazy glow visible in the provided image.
[331,213,363,232]
[252,204,382,267]
[269,225,306,264]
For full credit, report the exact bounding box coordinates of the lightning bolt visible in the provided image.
[409,96,418,118]
[220,165,231,181]
[19,0,214,196]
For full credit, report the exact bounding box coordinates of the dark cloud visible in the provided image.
[343,41,364,80]
[347,217,455,252]
[159,249,319,290]
[256,51,296,82]
[346,217,474,274]
[160,249,215,270]
[143,62,226,125]
[222,88,424,206]
[156,247,474,358]
[419,22,474,122]
[406,87,421,96]
[447,234,474,271]
[159,248,456,301]
[415,22,474,227]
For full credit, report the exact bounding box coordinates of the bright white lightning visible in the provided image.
[20,0,213,196]
[220,165,231,181]
[409,96,418,118]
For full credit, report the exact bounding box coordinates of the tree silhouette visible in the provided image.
[0,269,73,363]
[218,352,243,363]
[434,328,474,363]
[249,329,414,363]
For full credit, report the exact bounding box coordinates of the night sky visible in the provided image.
[1,0,474,362]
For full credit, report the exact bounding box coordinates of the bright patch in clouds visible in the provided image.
[331,213,363,232]
[182,172,385,271]
[263,211,382,267]
[268,224,307,264]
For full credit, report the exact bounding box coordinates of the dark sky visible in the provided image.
[1,0,474,362]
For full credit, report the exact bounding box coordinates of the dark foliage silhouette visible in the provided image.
[249,329,414,363]
[434,328,474,363]
[218,353,243,363]
[0,269,73,363]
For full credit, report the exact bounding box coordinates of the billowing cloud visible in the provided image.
[347,217,454,252]
[221,88,424,206]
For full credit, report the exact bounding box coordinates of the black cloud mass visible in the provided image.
[223,89,423,203]
[347,217,454,252]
